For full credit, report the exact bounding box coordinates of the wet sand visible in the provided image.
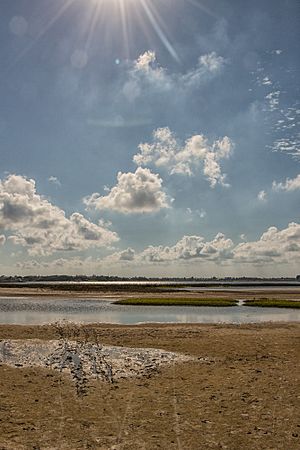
[0,322,299,449]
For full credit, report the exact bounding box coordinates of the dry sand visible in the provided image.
[0,322,299,449]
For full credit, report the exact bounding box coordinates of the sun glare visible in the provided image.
[12,0,215,66]
[79,0,180,62]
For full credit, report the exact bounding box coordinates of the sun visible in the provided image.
[13,0,216,66]
[83,0,179,61]
[11,0,216,67]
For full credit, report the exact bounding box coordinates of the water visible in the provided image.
[0,297,299,325]
[180,286,300,292]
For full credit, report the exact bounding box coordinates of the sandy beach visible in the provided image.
[0,321,299,449]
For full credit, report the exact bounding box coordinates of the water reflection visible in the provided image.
[0,297,299,325]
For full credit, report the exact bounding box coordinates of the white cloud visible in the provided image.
[272,174,300,192]
[135,50,157,72]
[139,222,300,266]
[104,248,136,263]
[140,233,234,263]
[0,174,119,256]
[198,52,225,72]
[16,256,97,272]
[134,127,233,187]
[257,190,267,201]
[123,51,226,101]
[261,76,272,86]
[48,176,61,187]
[118,248,135,261]
[233,222,300,264]
[271,136,300,160]
[16,221,300,272]
[265,91,280,111]
[84,167,171,214]
[186,208,206,219]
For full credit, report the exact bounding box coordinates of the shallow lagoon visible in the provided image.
[1,297,300,325]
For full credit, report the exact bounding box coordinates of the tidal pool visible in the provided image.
[0,297,300,325]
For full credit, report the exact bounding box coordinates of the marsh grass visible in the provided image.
[114,298,237,307]
[245,299,300,308]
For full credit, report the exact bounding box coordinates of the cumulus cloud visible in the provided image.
[0,174,119,255]
[118,248,135,261]
[134,127,233,187]
[103,248,136,264]
[233,222,300,264]
[137,222,300,266]
[123,51,226,101]
[139,222,300,266]
[84,168,171,214]
[272,174,300,192]
[17,221,300,272]
[140,233,234,263]
[135,50,157,72]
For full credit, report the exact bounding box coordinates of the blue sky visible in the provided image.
[0,0,299,276]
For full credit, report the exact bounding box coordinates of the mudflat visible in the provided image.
[1,284,300,300]
[0,322,299,449]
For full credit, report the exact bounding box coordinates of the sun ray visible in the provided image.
[140,0,180,63]
[185,0,218,19]
[9,0,185,68]
[84,0,105,52]
[118,0,131,59]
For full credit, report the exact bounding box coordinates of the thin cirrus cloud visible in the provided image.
[134,127,233,187]
[48,176,61,187]
[0,174,119,256]
[84,167,171,214]
[255,52,300,161]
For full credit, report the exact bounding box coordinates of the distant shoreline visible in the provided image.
[0,283,300,301]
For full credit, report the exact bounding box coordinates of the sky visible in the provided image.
[0,0,299,277]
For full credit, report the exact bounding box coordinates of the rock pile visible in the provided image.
[0,339,191,394]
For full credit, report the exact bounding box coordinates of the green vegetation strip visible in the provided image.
[245,299,300,309]
[114,298,237,307]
